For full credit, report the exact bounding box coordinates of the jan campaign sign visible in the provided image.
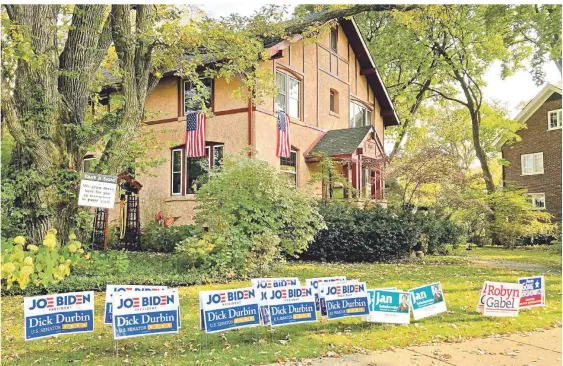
[77,173,117,209]
[519,276,545,308]
[409,283,447,320]
[24,291,94,341]
[104,285,167,324]
[113,289,180,340]
[305,276,346,311]
[367,289,411,324]
[481,282,522,317]
[323,281,369,320]
[199,287,260,333]
[261,286,317,327]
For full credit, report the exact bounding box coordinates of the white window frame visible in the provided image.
[548,109,562,130]
[350,102,372,128]
[82,156,96,174]
[280,149,298,187]
[183,78,213,115]
[528,193,546,210]
[171,148,183,196]
[275,71,301,120]
[521,152,544,175]
[212,144,224,169]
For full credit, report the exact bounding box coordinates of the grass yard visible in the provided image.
[1,249,561,365]
[467,245,562,269]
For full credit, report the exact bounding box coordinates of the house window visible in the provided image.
[521,152,544,175]
[171,149,183,195]
[184,78,213,115]
[171,143,223,195]
[276,71,301,120]
[280,149,297,187]
[330,89,339,113]
[528,193,546,210]
[350,102,372,128]
[548,109,562,130]
[82,155,96,173]
[330,28,338,52]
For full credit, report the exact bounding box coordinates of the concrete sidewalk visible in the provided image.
[293,328,562,366]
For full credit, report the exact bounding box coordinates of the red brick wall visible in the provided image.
[501,92,562,223]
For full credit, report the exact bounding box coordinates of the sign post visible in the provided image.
[24,291,95,341]
[78,173,117,209]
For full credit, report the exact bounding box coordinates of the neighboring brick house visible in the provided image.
[500,83,562,223]
[92,17,400,229]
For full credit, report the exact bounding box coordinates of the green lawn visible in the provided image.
[1,250,561,365]
[466,245,562,269]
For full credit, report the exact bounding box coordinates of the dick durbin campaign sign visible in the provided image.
[24,291,94,341]
[261,286,317,327]
[322,281,369,320]
[104,285,167,324]
[305,276,346,311]
[199,287,260,333]
[480,282,522,317]
[112,289,180,340]
[519,276,545,308]
[366,289,411,324]
[409,283,447,320]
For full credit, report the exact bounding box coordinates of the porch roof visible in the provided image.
[306,126,373,159]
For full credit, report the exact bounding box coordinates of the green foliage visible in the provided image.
[141,222,201,253]
[417,212,465,255]
[175,233,216,268]
[72,250,130,277]
[178,153,325,278]
[301,203,420,262]
[1,230,89,290]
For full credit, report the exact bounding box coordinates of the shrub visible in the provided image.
[141,222,201,253]
[177,153,325,278]
[301,203,420,262]
[418,213,464,255]
[1,230,90,290]
[72,250,130,277]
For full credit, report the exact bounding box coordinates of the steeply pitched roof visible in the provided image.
[307,126,373,157]
[514,83,562,123]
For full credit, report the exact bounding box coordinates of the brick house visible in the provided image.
[92,18,400,233]
[500,83,562,223]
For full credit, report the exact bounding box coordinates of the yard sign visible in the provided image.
[482,282,522,317]
[24,291,94,341]
[322,281,369,320]
[364,287,397,321]
[104,285,167,324]
[252,277,301,324]
[519,276,545,308]
[409,282,447,320]
[366,289,411,324]
[112,289,180,340]
[77,173,117,209]
[199,287,260,333]
[261,286,317,326]
[305,276,346,311]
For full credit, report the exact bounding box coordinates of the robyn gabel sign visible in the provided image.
[112,289,180,340]
[24,291,94,341]
[477,282,522,317]
[199,287,260,333]
[322,281,369,320]
[261,286,317,327]
[305,276,346,311]
[104,285,167,324]
[519,276,545,309]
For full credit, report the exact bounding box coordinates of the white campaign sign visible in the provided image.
[482,282,522,317]
[77,173,117,209]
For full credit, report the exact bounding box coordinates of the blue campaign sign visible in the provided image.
[199,287,260,333]
[262,286,317,327]
[251,277,300,289]
[409,283,447,320]
[24,291,95,341]
[305,276,346,311]
[322,281,369,320]
[104,285,167,324]
[112,289,180,340]
[519,276,545,308]
[367,290,410,324]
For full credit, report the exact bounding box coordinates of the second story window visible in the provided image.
[330,28,338,52]
[280,149,297,187]
[276,71,301,120]
[330,89,339,114]
[350,102,372,128]
[521,152,544,175]
[184,78,213,115]
[548,109,562,130]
